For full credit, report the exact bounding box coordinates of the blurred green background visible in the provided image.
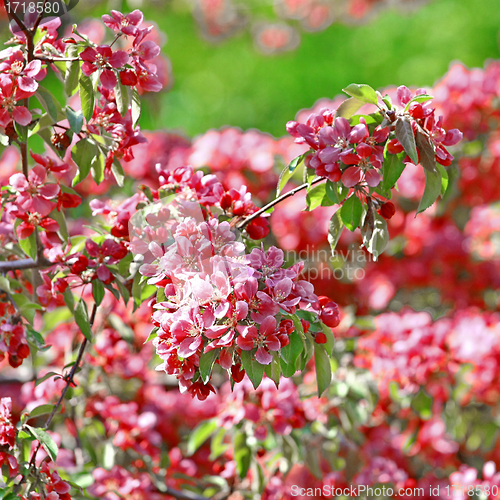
[4,0,500,137]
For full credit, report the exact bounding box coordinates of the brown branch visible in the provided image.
[4,0,29,39]
[237,176,326,230]
[36,56,81,63]
[163,486,219,500]
[0,257,51,272]
[15,303,97,494]
[31,0,49,33]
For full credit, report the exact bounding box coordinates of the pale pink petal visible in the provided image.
[17,75,38,93]
[255,347,273,365]
[12,106,32,126]
[38,183,60,199]
[9,173,28,190]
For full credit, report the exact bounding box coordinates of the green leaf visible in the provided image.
[131,87,141,127]
[115,76,130,116]
[342,84,379,105]
[288,151,307,173]
[92,280,105,307]
[381,94,392,110]
[298,333,314,372]
[436,163,449,195]
[280,331,303,367]
[91,153,105,185]
[264,352,281,388]
[305,183,332,210]
[72,140,97,186]
[116,279,130,305]
[0,276,11,293]
[35,372,60,387]
[14,122,28,142]
[187,419,217,456]
[66,107,83,134]
[29,404,56,418]
[322,324,335,357]
[75,299,93,341]
[18,228,37,260]
[79,75,95,122]
[111,159,125,187]
[199,349,219,384]
[404,94,433,111]
[335,97,365,119]
[395,116,418,164]
[382,150,406,192]
[36,88,60,123]
[277,153,307,196]
[64,46,81,97]
[49,209,68,244]
[415,128,437,172]
[411,389,433,420]
[240,350,265,389]
[340,195,362,232]
[234,431,251,479]
[26,425,58,462]
[210,428,229,460]
[327,210,344,253]
[362,211,389,260]
[314,342,332,397]
[325,180,340,204]
[63,288,75,312]
[417,167,442,214]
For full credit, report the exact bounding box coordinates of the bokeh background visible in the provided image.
[3,0,497,137]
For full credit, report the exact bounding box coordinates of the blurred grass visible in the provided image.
[3,0,500,137]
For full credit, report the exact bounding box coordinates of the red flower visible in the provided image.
[247,217,270,240]
[81,45,129,89]
[378,201,396,220]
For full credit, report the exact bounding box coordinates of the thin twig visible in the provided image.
[237,176,326,229]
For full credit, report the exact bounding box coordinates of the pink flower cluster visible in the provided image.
[98,10,163,92]
[287,86,462,189]
[129,165,326,397]
[0,317,30,368]
[0,49,45,127]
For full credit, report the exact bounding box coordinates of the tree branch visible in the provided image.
[163,486,218,500]
[31,0,49,33]
[3,0,29,39]
[36,56,81,63]
[0,257,51,272]
[237,176,326,229]
[15,303,97,494]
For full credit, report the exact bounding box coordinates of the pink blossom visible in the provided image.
[81,45,129,89]
[10,166,60,217]
[102,10,144,36]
